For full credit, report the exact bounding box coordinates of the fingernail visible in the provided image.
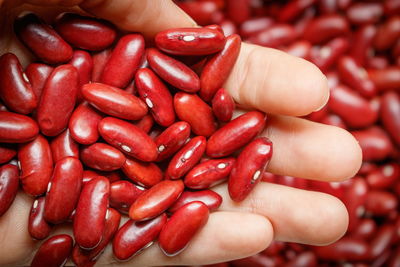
[314,89,330,112]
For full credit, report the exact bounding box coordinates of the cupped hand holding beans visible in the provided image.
[0,0,362,266]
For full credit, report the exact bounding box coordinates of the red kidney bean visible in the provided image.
[146,48,200,93]
[159,201,209,256]
[367,56,390,70]
[368,66,400,91]
[31,234,73,267]
[69,50,93,102]
[320,114,347,129]
[318,0,339,14]
[231,253,285,267]
[133,114,154,134]
[343,177,368,232]
[100,34,145,88]
[303,15,350,44]
[74,176,110,249]
[25,63,53,101]
[68,102,102,145]
[226,0,250,25]
[0,144,16,164]
[155,27,226,55]
[91,48,111,82]
[110,180,145,214]
[178,1,219,25]
[240,17,274,38]
[247,24,297,48]
[293,5,316,37]
[309,37,349,72]
[72,208,121,267]
[82,82,147,120]
[44,157,82,224]
[98,117,158,162]
[29,197,52,240]
[284,40,311,59]
[0,164,19,217]
[18,134,53,196]
[113,214,167,260]
[129,180,184,221]
[200,34,241,101]
[381,91,400,146]
[82,169,120,185]
[374,16,400,51]
[276,175,309,190]
[351,218,377,241]
[122,157,163,187]
[174,92,216,137]
[207,111,266,157]
[167,136,207,179]
[211,88,235,122]
[278,0,316,23]
[168,189,222,213]
[135,68,175,127]
[306,105,329,123]
[385,0,400,15]
[0,111,39,143]
[313,237,370,261]
[328,85,378,128]
[350,25,377,66]
[229,137,273,202]
[285,251,318,267]
[366,163,399,189]
[346,2,383,25]
[261,171,276,183]
[358,161,378,176]
[50,129,79,162]
[389,246,400,267]
[370,224,396,259]
[0,53,37,114]
[352,126,394,161]
[80,143,126,171]
[365,190,398,216]
[37,64,78,136]
[184,157,235,189]
[55,13,116,51]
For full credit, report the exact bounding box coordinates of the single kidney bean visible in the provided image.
[129,180,184,221]
[381,91,400,146]
[239,17,274,38]
[133,114,154,134]
[276,175,309,190]
[168,189,222,213]
[174,93,216,137]
[135,68,175,127]
[0,53,37,114]
[74,176,110,249]
[207,111,266,158]
[146,48,200,93]
[110,180,145,214]
[229,137,273,202]
[285,251,318,267]
[211,88,235,122]
[352,127,394,161]
[69,50,93,102]
[31,234,73,267]
[98,117,158,162]
[366,163,399,189]
[18,134,53,196]
[91,48,111,82]
[278,0,316,23]
[122,157,163,187]
[0,144,16,164]
[368,66,400,91]
[101,34,145,88]
[358,162,378,176]
[72,208,121,267]
[177,1,219,25]
[343,177,368,232]
[55,13,116,51]
[29,197,52,240]
[367,56,389,70]
[365,190,398,216]
[284,40,312,59]
[50,129,79,162]
[44,157,82,224]
[346,2,383,25]
[370,224,396,259]
[113,214,167,260]
[303,14,350,44]
[0,111,39,143]
[81,82,148,121]
[309,37,349,72]
[14,13,72,64]
[351,218,377,241]
[159,201,209,256]
[312,237,370,261]
[374,16,400,51]
[200,34,241,101]
[37,64,78,136]
[68,102,102,145]
[247,24,297,48]
[350,25,377,66]
[320,114,347,129]
[80,143,126,171]
[167,136,207,179]
[0,164,19,217]
[154,121,191,162]
[184,157,236,189]
[25,63,53,100]
[155,27,226,55]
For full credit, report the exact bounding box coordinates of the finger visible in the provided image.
[264,115,362,181]
[225,43,329,116]
[214,183,348,246]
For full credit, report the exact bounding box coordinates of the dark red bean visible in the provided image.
[133,114,154,134]
[276,175,309,190]
[0,111,39,143]
[14,13,73,64]
[0,144,16,164]
[113,214,167,260]
[168,189,222,213]
[25,63,53,101]
[44,157,82,224]
[74,176,110,249]
[352,127,394,161]
[177,1,219,25]
[351,218,377,241]
[350,25,377,66]
[381,91,400,146]
[0,53,37,114]
[82,169,120,185]
[129,180,184,221]
[365,190,398,216]
[368,66,400,91]
[31,234,73,267]
[366,163,399,189]
[50,129,79,162]
[69,50,93,102]
[80,143,126,171]
[367,56,390,70]
[29,197,52,240]
[226,0,251,25]
[110,181,145,214]
[155,27,226,56]
[389,246,400,267]
[68,102,102,145]
[159,201,209,256]
[91,48,111,82]
[309,37,349,72]
[285,251,318,267]
[231,253,284,267]
[207,111,266,158]
[18,134,53,196]
[284,40,312,59]
[100,34,145,88]
[374,16,400,51]
[320,114,347,129]
[0,164,19,217]
[211,88,235,122]
[55,13,116,51]
[303,15,350,44]
[313,237,370,261]
[343,177,368,232]
[278,0,316,23]
[240,17,274,38]
[346,2,383,25]
[247,24,297,48]
[370,224,396,258]
[122,157,163,187]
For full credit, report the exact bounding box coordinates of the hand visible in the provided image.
[0,0,362,266]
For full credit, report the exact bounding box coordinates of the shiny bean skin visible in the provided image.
[239,17,275,38]
[14,13,73,64]
[69,50,93,102]
[350,25,377,66]
[133,114,154,134]
[285,251,318,267]
[129,180,184,221]
[343,177,368,232]
[0,144,16,164]
[91,48,111,82]
[113,214,167,261]
[366,163,399,189]
[211,88,235,122]
[284,40,312,59]
[309,37,349,73]
[313,237,370,261]
[55,12,117,51]
[346,2,383,25]
[278,0,316,23]
[303,15,350,44]
[0,164,19,217]
[207,111,266,158]
[374,16,400,51]
[110,181,145,214]
[159,201,209,256]
[0,53,37,114]
[44,157,83,224]
[0,111,39,143]
[82,169,121,185]
[168,189,223,213]
[368,67,400,91]
[68,102,102,145]
[31,234,73,267]
[365,190,398,216]
[352,127,394,162]
[74,176,110,249]
[50,129,79,162]
[122,157,163,187]
[226,0,251,25]
[80,143,126,171]
[155,28,226,56]
[29,197,52,240]
[25,63,53,100]
[380,91,400,146]
[370,224,396,259]
[247,24,297,48]
[351,218,377,241]
[18,134,53,196]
